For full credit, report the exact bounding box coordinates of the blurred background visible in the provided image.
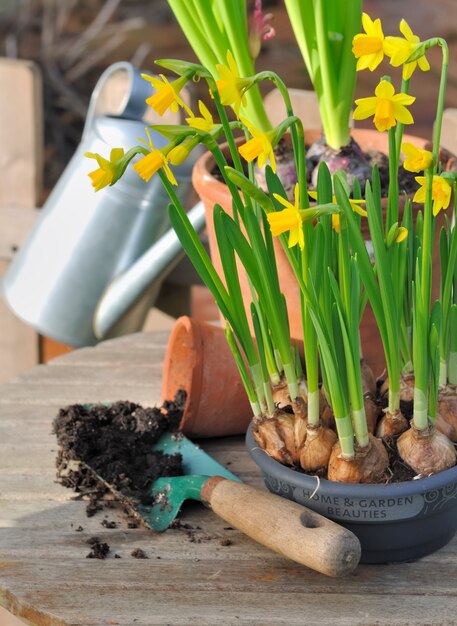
[0,0,456,381]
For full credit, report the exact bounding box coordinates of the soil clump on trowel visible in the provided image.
[53,395,186,519]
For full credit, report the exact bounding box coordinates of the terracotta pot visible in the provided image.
[192,128,441,378]
[160,316,252,438]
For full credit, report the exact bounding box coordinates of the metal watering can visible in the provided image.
[2,62,205,347]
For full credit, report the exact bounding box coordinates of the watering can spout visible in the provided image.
[93,201,206,340]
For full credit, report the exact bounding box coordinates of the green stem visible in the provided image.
[335,415,355,459]
[352,407,369,449]
[432,39,449,168]
[255,71,308,205]
[387,126,399,234]
[388,389,401,413]
[395,77,410,164]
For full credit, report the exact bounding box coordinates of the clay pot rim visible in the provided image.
[246,420,457,498]
[160,315,204,433]
[192,128,428,199]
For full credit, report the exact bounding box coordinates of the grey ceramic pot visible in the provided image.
[246,423,457,563]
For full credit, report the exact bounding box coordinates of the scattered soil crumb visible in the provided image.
[114,554,122,559]
[101,519,117,529]
[220,539,232,546]
[169,520,195,530]
[128,521,138,529]
[223,527,234,531]
[186,531,217,543]
[86,536,110,559]
[75,525,84,532]
[131,548,149,559]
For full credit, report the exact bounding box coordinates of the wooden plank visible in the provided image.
[264,87,322,129]
[0,59,42,383]
[441,108,457,154]
[0,207,39,262]
[0,261,39,384]
[0,59,43,208]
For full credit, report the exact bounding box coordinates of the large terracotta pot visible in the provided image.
[192,128,441,378]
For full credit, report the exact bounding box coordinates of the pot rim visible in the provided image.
[246,421,457,496]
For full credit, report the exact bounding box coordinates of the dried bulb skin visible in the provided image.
[252,410,303,466]
[376,408,408,438]
[397,426,456,476]
[364,394,380,434]
[299,425,337,472]
[436,412,457,441]
[437,385,457,442]
[271,379,290,409]
[319,387,335,429]
[271,377,307,411]
[380,374,415,402]
[291,396,308,452]
[360,359,376,395]
[327,434,389,484]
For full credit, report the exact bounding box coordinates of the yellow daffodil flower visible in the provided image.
[186,100,215,132]
[238,117,276,172]
[133,130,177,185]
[308,192,366,233]
[268,184,304,250]
[216,50,252,117]
[384,19,430,80]
[414,175,452,216]
[85,147,125,191]
[352,13,385,72]
[401,142,433,173]
[353,80,415,132]
[142,73,192,117]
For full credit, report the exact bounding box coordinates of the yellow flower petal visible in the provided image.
[395,227,408,243]
[354,80,414,132]
[216,50,250,117]
[133,151,164,182]
[268,184,304,249]
[413,175,452,215]
[401,143,432,172]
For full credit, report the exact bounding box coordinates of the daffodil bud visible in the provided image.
[168,136,200,166]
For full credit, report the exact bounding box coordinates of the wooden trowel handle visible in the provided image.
[201,477,361,577]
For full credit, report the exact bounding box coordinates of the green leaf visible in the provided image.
[168,203,232,321]
[149,125,198,139]
[224,167,274,213]
[155,58,210,78]
[213,205,256,363]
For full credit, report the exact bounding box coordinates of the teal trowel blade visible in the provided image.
[141,432,241,531]
[151,432,240,481]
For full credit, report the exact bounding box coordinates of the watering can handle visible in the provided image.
[82,62,151,140]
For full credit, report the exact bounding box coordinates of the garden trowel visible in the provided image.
[134,432,361,577]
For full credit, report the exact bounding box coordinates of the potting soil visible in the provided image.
[53,395,186,517]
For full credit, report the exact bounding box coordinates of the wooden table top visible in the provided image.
[1,331,457,626]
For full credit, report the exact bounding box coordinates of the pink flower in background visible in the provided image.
[248,0,276,60]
